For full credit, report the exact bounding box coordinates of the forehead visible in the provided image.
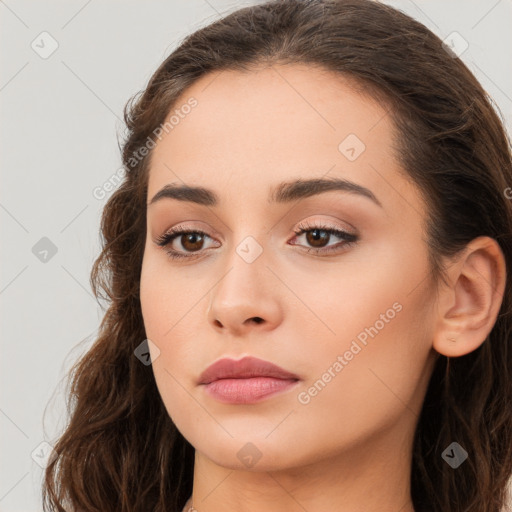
[147,64,423,219]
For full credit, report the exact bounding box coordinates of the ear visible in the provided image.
[432,236,507,357]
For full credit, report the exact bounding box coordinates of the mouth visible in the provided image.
[202,376,300,404]
[198,356,301,404]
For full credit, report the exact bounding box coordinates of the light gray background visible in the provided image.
[1,1,511,510]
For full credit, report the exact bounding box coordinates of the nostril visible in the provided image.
[251,317,264,324]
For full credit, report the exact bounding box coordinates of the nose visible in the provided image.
[207,251,283,337]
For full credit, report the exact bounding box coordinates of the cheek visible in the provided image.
[291,289,434,458]
[140,270,168,343]
[140,252,200,341]
[139,253,210,381]
[291,240,434,414]
[139,257,199,426]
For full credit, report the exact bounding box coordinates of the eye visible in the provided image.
[290,221,358,255]
[154,226,219,260]
[154,221,358,261]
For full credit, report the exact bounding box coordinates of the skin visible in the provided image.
[139,64,506,512]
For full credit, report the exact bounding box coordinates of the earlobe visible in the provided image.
[432,236,506,358]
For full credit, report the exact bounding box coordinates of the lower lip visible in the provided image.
[202,377,299,404]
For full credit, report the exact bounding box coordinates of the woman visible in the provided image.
[42,1,512,511]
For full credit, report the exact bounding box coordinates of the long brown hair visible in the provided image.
[42,1,512,510]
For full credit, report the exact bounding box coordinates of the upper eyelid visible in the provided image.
[157,222,353,240]
[156,215,356,235]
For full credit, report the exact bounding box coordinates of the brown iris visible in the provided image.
[180,233,205,252]
[305,229,330,248]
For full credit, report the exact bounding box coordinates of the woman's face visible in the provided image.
[140,64,440,472]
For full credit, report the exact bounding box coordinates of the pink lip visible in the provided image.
[198,356,300,404]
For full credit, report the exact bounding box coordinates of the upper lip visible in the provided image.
[198,356,300,385]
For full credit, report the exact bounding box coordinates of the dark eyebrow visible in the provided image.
[148,177,382,208]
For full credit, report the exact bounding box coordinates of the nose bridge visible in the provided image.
[207,231,282,331]
[211,233,268,306]
[220,209,271,280]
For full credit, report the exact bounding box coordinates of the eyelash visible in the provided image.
[154,222,358,261]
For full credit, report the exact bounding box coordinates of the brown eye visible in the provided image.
[180,232,205,252]
[305,229,331,248]
[291,223,358,256]
[155,227,219,261]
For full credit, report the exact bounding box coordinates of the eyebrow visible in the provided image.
[148,177,382,208]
